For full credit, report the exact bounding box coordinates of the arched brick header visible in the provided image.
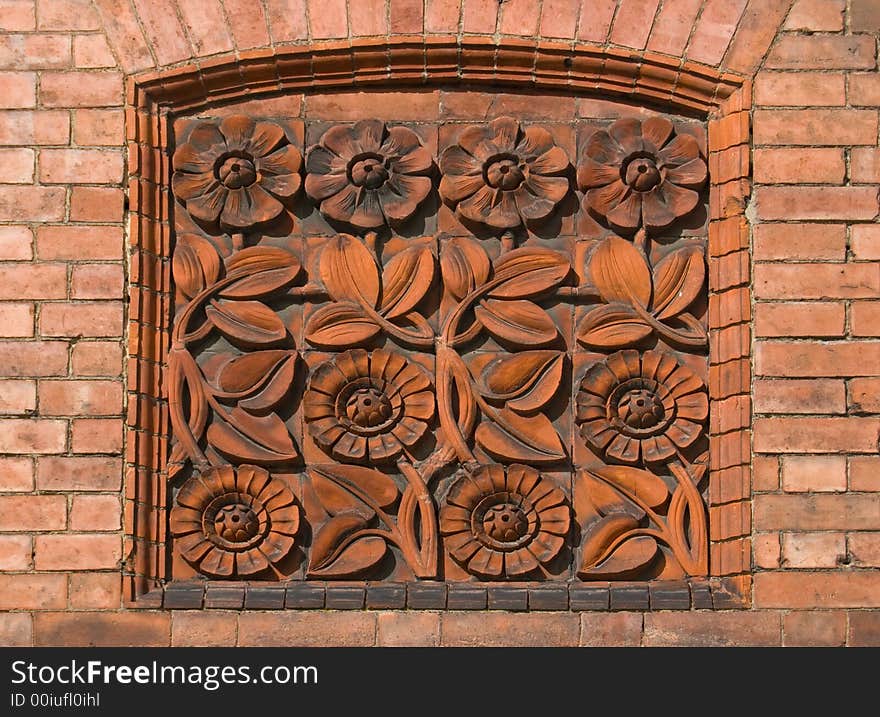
[125,38,752,607]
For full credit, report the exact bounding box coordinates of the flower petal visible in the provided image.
[368,433,403,461]
[655,182,699,226]
[378,174,431,222]
[318,183,360,223]
[439,145,482,176]
[606,349,641,383]
[304,171,349,202]
[457,125,499,161]
[308,417,346,447]
[173,143,214,174]
[247,121,287,157]
[260,171,301,198]
[658,133,700,167]
[579,362,619,399]
[529,145,569,175]
[605,192,643,232]
[606,434,640,463]
[528,532,564,563]
[458,185,520,229]
[585,130,625,165]
[609,117,644,154]
[349,189,386,229]
[219,185,284,229]
[259,143,303,176]
[447,532,482,563]
[538,505,570,535]
[467,546,504,577]
[390,145,433,175]
[642,435,674,463]
[676,391,709,421]
[439,173,486,203]
[666,419,703,449]
[172,170,219,201]
[392,415,428,447]
[586,179,628,216]
[504,548,539,576]
[306,144,346,175]
[490,117,520,153]
[641,350,679,384]
[219,115,256,152]
[641,117,674,153]
[380,126,423,157]
[199,547,234,576]
[447,475,484,510]
[665,157,707,188]
[352,119,386,153]
[185,185,227,223]
[176,532,212,562]
[236,548,270,575]
[261,533,295,563]
[523,173,569,203]
[577,159,622,189]
[187,122,226,154]
[332,432,367,461]
[516,125,556,159]
[641,189,677,231]
[402,390,434,420]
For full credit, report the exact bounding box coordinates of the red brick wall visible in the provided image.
[0,0,878,647]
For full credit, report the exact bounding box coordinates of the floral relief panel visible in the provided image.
[165,99,710,589]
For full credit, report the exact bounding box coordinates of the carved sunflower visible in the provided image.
[440,464,570,579]
[303,348,434,463]
[172,116,302,230]
[170,464,300,578]
[578,117,707,233]
[575,349,708,465]
[304,120,433,229]
[439,116,570,230]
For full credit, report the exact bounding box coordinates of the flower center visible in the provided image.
[624,156,661,191]
[216,155,257,188]
[617,389,665,429]
[348,153,389,189]
[213,503,260,544]
[345,387,393,429]
[485,154,525,190]
[482,502,529,544]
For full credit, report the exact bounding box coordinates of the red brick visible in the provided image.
[756,342,880,377]
[0,378,35,412]
[850,377,880,414]
[178,0,233,54]
[647,0,701,55]
[782,454,847,492]
[35,534,121,570]
[851,0,880,31]
[0,186,66,221]
[71,264,124,300]
[686,0,747,66]
[851,226,880,262]
[442,612,579,646]
[783,611,846,647]
[723,0,791,75]
[238,612,376,646]
[849,73,880,106]
[40,72,123,107]
[0,110,69,145]
[91,0,152,73]
[577,0,616,42]
[131,0,190,65]
[73,109,123,146]
[37,455,121,491]
[766,35,876,69]
[306,90,439,120]
[224,0,270,47]
[0,303,34,337]
[0,71,35,108]
[263,0,307,43]
[425,0,460,32]
[754,109,878,146]
[0,34,70,70]
[754,533,781,568]
[0,574,66,610]
[0,494,66,530]
[499,0,539,35]
[70,494,121,531]
[755,572,880,608]
[37,0,99,30]
[0,264,66,300]
[785,0,845,30]
[579,613,643,647]
[754,302,844,338]
[609,0,659,50]
[754,378,846,415]
[71,417,123,453]
[0,418,66,454]
[71,341,122,376]
[348,0,387,36]
[390,0,423,33]
[0,0,35,31]
[377,612,440,646]
[754,264,880,299]
[0,456,33,491]
[0,613,32,646]
[70,187,124,222]
[782,532,846,568]
[753,148,845,185]
[0,534,31,569]
[643,612,781,647]
[850,456,880,491]
[753,224,846,261]
[37,226,123,261]
[39,379,122,416]
[307,0,348,37]
[849,534,880,568]
[754,417,880,453]
[849,612,880,646]
[39,148,123,184]
[0,341,68,377]
[0,147,33,182]
[538,0,579,38]
[753,455,779,491]
[0,226,31,260]
[461,0,498,34]
[852,302,880,337]
[755,72,846,107]
[756,493,880,530]
[73,34,116,68]
[35,612,170,647]
[851,148,880,184]
[172,612,238,647]
[40,303,124,337]
[69,572,121,609]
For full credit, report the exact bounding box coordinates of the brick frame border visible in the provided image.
[124,38,752,609]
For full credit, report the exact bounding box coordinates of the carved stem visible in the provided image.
[668,457,709,575]
[435,344,479,466]
[166,350,210,469]
[397,457,438,578]
[231,232,245,252]
[631,301,708,348]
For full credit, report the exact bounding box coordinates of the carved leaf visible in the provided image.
[172,233,221,299]
[579,513,640,571]
[579,535,658,578]
[219,266,301,299]
[489,247,570,299]
[309,513,369,572]
[652,245,705,319]
[582,471,644,519]
[217,350,290,393]
[589,236,652,307]
[474,298,557,347]
[577,304,653,349]
[205,299,287,346]
[594,465,670,510]
[440,236,491,301]
[663,311,708,346]
[225,246,300,276]
[478,350,563,413]
[304,302,380,347]
[207,408,298,465]
[307,535,387,578]
[239,355,296,413]
[380,245,435,319]
[319,233,380,305]
[311,464,399,514]
[475,407,565,464]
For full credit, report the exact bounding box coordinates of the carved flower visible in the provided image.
[172,116,302,230]
[170,464,300,578]
[303,348,434,463]
[304,120,433,229]
[578,117,707,233]
[440,464,570,579]
[439,116,570,230]
[575,349,708,465]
